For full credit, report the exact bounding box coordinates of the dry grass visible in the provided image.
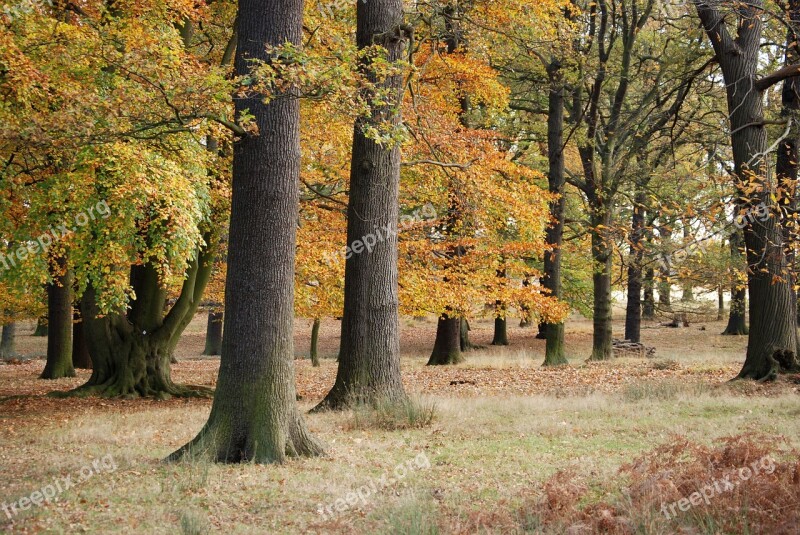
[1,312,798,533]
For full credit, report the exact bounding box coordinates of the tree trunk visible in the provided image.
[695,0,800,379]
[680,221,694,302]
[0,322,17,359]
[491,302,509,346]
[203,310,223,356]
[168,0,323,463]
[428,315,464,365]
[315,0,409,410]
[625,190,646,343]
[589,207,613,361]
[542,65,568,366]
[72,310,92,370]
[656,223,672,311]
[33,316,48,337]
[310,318,321,367]
[717,286,725,321]
[642,267,655,320]
[41,261,75,379]
[460,317,479,350]
[722,230,748,336]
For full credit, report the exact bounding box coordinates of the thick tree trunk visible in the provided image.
[310,318,321,367]
[459,317,480,351]
[203,310,223,356]
[642,267,655,320]
[33,316,47,337]
[625,190,646,343]
[695,0,799,379]
[71,251,212,398]
[72,311,92,370]
[168,0,323,463]
[315,0,409,410]
[41,263,74,379]
[428,315,464,365]
[0,322,17,359]
[542,66,568,366]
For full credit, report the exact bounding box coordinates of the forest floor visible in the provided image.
[1,312,799,534]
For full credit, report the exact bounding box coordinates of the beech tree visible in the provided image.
[695,0,800,380]
[169,0,324,463]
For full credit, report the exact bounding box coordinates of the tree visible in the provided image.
[314,0,411,409]
[169,0,324,463]
[203,310,223,356]
[40,258,74,379]
[694,0,800,379]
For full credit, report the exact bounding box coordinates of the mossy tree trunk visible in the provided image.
[588,205,613,361]
[41,261,75,379]
[203,310,223,356]
[314,0,409,410]
[541,64,568,366]
[71,250,212,398]
[428,314,463,365]
[642,267,655,320]
[168,0,323,463]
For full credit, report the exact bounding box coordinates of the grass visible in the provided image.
[1,312,798,533]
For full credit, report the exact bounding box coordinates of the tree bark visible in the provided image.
[0,322,17,359]
[717,286,725,321]
[72,310,92,370]
[542,63,569,366]
[625,190,646,343]
[695,0,799,379]
[315,0,409,410]
[428,314,464,365]
[41,260,75,379]
[491,302,509,346]
[310,318,321,367]
[203,310,223,356]
[589,205,613,361]
[168,0,323,463]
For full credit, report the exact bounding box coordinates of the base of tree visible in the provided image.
[167,403,324,464]
[428,316,464,365]
[52,380,212,400]
[735,350,800,382]
[721,325,749,336]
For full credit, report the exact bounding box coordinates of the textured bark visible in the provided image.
[315,0,409,410]
[695,0,799,379]
[624,190,646,343]
[69,251,212,398]
[33,316,48,337]
[428,315,463,365]
[72,311,92,370]
[310,318,321,367]
[168,0,323,463]
[0,322,17,359]
[542,65,568,366]
[203,310,223,356]
[717,286,725,321]
[41,262,75,379]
